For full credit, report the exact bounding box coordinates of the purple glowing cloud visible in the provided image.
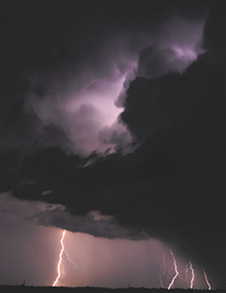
[27,17,205,157]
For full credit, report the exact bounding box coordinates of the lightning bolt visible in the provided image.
[203,270,212,290]
[188,261,195,289]
[168,250,179,290]
[52,230,66,287]
[50,230,211,290]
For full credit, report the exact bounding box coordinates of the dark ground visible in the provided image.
[0,287,224,293]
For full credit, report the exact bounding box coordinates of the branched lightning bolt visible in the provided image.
[168,250,179,290]
[203,270,212,290]
[52,230,66,287]
[50,230,211,290]
[188,261,195,289]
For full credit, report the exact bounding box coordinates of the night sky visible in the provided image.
[0,0,225,289]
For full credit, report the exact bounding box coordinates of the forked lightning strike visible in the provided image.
[168,250,179,289]
[52,230,66,286]
[203,270,212,290]
[51,231,212,290]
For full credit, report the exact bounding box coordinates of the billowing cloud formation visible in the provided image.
[28,68,135,156]
[26,17,205,157]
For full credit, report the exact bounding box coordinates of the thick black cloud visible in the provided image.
[120,2,225,284]
[0,0,225,288]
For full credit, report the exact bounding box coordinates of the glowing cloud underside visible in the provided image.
[60,73,134,156]
[66,75,127,127]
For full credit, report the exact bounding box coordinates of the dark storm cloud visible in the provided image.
[0,2,205,157]
[120,2,226,286]
[32,201,148,240]
[0,0,225,289]
[0,192,146,239]
[12,2,225,286]
[26,16,204,156]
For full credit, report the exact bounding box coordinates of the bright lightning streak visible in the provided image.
[52,230,66,287]
[168,250,179,290]
[188,261,195,289]
[203,270,212,290]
